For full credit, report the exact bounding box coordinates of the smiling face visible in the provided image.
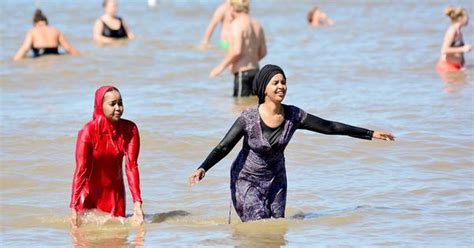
[102,89,123,122]
[264,73,287,103]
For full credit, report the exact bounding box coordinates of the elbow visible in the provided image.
[231,52,242,63]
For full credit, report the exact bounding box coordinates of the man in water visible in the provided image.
[209,0,267,97]
[201,0,233,49]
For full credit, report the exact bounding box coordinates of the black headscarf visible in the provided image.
[252,64,286,104]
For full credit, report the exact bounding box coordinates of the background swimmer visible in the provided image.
[437,6,472,72]
[70,86,144,228]
[13,9,80,60]
[307,6,334,27]
[209,0,267,97]
[93,0,135,43]
[201,0,233,49]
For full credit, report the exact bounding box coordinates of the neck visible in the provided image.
[104,13,116,18]
[234,12,247,18]
[35,21,47,26]
[260,101,283,114]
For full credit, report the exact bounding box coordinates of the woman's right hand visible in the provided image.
[70,209,81,228]
[188,168,205,186]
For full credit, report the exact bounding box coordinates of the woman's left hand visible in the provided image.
[372,131,395,141]
[132,201,144,225]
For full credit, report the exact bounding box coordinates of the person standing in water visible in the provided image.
[307,6,334,27]
[201,0,233,49]
[70,86,144,227]
[209,0,267,98]
[93,0,135,44]
[189,64,395,222]
[437,6,472,72]
[13,9,80,60]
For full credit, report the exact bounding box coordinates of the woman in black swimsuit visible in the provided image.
[93,0,134,43]
[13,9,80,60]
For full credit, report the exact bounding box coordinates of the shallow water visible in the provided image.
[1,0,473,247]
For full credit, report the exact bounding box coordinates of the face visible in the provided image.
[104,0,118,15]
[102,90,123,122]
[461,12,469,26]
[264,73,287,103]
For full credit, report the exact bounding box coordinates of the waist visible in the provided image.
[234,68,259,77]
[31,47,59,56]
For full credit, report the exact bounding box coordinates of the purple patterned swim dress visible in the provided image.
[230,105,306,222]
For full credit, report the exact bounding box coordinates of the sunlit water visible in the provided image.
[1,0,473,247]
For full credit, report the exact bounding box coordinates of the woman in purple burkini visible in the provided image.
[189,64,395,222]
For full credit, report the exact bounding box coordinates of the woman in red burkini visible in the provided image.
[437,6,472,72]
[70,86,144,227]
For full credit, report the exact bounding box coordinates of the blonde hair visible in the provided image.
[445,6,466,22]
[307,6,319,23]
[231,0,249,13]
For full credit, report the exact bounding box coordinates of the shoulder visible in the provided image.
[284,104,307,122]
[95,17,104,25]
[120,119,138,129]
[78,120,96,141]
[241,105,258,116]
[51,27,62,35]
[251,17,261,26]
[238,105,258,124]
[216,4,227,14]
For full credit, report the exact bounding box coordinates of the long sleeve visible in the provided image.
[298,113,374,140]
[70,128,93,209]
[125,124,142,203]
[198,119,245,172]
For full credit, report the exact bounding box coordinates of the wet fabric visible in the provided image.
[437,59,462,72]
[198,105,373,222]
[252,64,286,104]
[70,86,142,217]
[31,47,59,57]
[233,69,258,97]
[451,29,464,47]
[102,17,127,38]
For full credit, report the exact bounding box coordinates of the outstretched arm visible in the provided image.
[298,113,394,140]
[188,119,244,186]
[13,30,33,61]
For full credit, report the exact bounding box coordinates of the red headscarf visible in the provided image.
[92,85,123,153]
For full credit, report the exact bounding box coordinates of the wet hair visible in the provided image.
[33,9,48,25]
[307,7,319,23]
[445,6,466,22]
[230,0,249,13]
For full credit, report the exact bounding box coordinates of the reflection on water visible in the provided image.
[70,225,145,248]
[232,220,288,247]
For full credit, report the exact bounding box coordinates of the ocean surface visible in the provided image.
[1,0,473,247]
